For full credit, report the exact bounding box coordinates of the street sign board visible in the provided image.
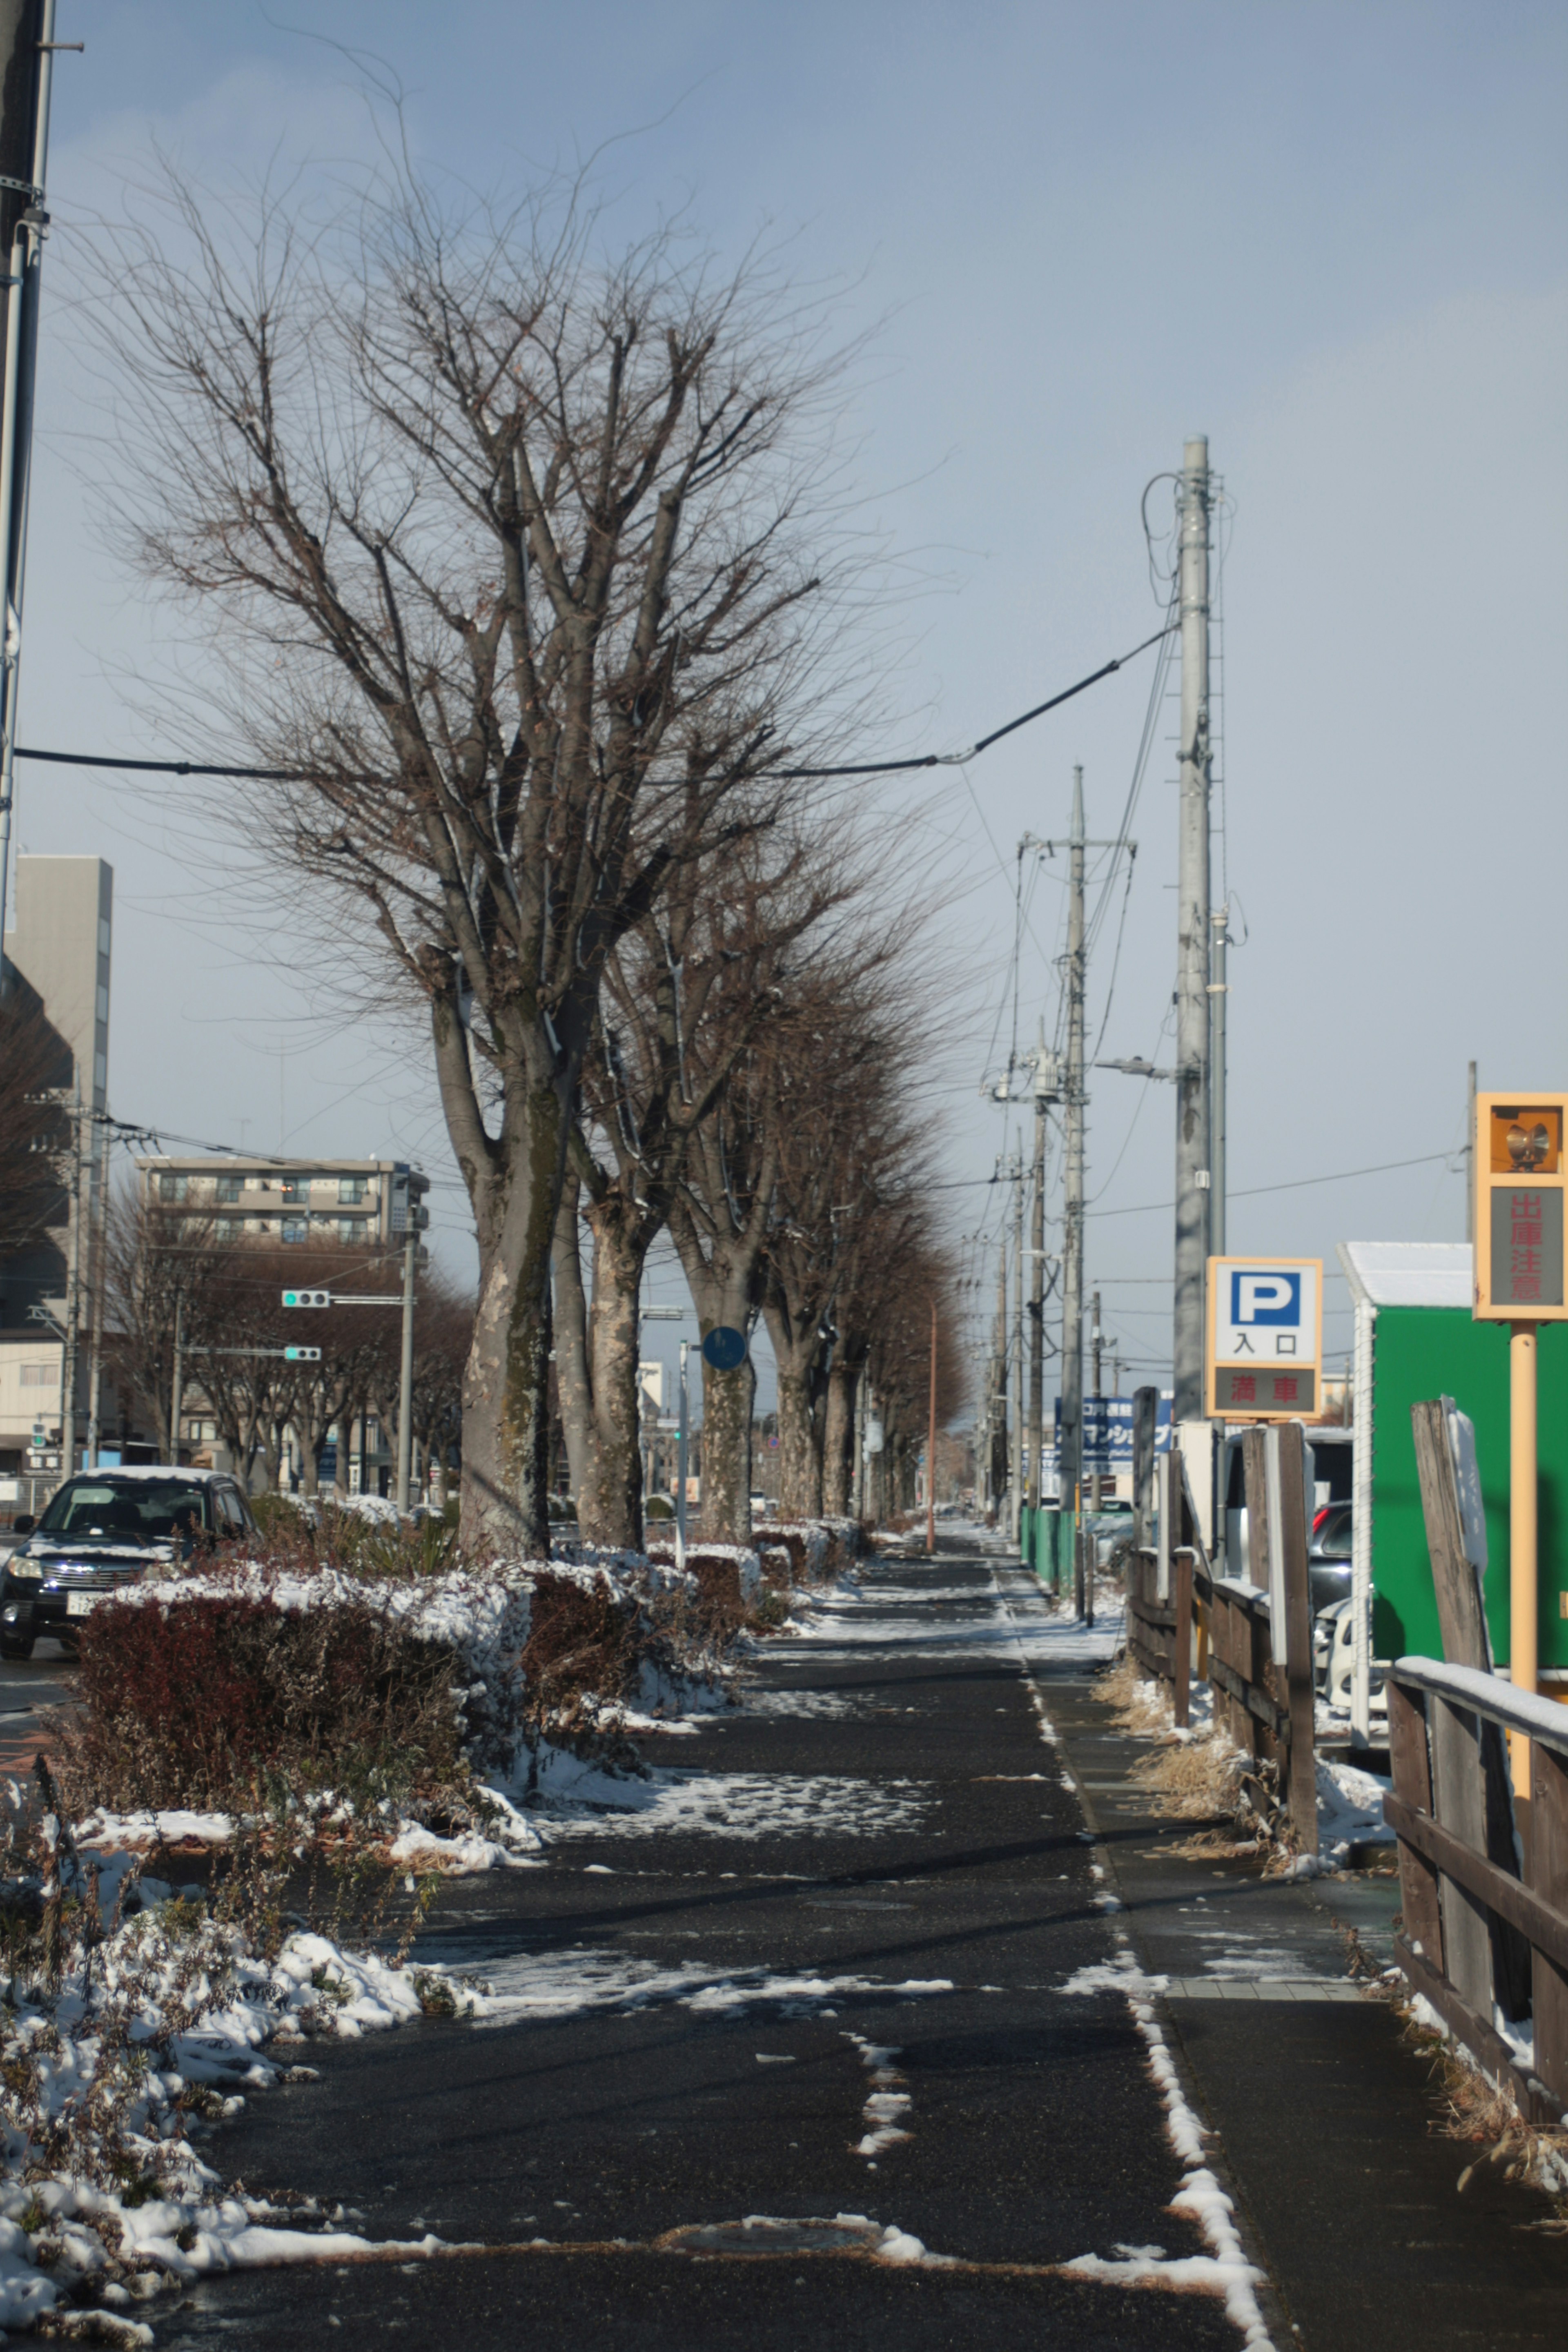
[1473,1092,1568,1319]
[282,1289,332,1308]
[1054,1393,1173,1470]
[701,1325,748,1371]
[1205,1256,1323,1419]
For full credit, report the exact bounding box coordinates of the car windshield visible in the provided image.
[37,1479,213,1542]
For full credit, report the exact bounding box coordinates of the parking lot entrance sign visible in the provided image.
[1205,1256,1323,1420]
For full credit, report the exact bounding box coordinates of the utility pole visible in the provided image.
[1027,1038,1048,1521]
[169,1294,184,1468]
[1466,1059,1477,1245]
[393,1170,429,1512]
[0,0,65,973]
[1209,902,1229,1258]
[1172,434,1212,1422]
[676,1340,690,1571]
[1089,1287,1103,1511]
[60,1081,80,1474]
[993,1240,1008,1515]
[1009,1154,1024,1547]
[84,1111,107,1468]
[1058,768,1088,1563]
[926,1297,938,1556]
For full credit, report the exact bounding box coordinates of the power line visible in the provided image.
[14,626,1175,792]
[1087,1146,1459,1221]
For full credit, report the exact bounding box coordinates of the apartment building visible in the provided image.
[133,1157,420,1249]
[0,858,117,1481]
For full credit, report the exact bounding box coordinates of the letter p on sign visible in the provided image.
[1232,1272,1300,1325]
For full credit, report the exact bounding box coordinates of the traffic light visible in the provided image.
[281,1289,332,1309]
[390,1166,432,1236]
[283,1345,322,1362]
[1474,1094,1568,1320]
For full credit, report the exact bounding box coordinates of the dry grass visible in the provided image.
[1094,1654,1173,1738]
[1094,1656,1245,1824]
[1127,1738,1245,1822]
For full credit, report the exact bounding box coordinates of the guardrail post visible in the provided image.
[1173,1548,1193,1729]
[1429,1694,1494,2023]
[1532,1741,1568,2105]
[1276,1423,1319,1859]
[1388,1679,1444,1977]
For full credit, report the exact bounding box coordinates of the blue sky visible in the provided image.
[15,2,1567,1408]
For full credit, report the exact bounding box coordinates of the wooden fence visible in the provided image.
[1385,1658,1568,2126]
[1122,1425,1317,1851]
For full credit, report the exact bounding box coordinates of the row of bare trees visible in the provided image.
[104,1205,470,1497]
[85,138,965,1552]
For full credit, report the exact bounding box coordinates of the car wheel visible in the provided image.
[0,1634,34,1660]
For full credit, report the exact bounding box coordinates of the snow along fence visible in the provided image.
[1385,1656,1568,2127]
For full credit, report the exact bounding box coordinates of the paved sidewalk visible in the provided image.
[141,1543,1565,2350]
[1019,1568,1567,2352]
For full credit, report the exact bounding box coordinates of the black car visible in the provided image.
[0,1470,257,1658]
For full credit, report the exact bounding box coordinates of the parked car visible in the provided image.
[0,1466,257,1659]
[1307,1501,1354,1619]
[1316,1595,1389,1717]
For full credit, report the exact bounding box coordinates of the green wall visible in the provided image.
[1371,1307,1568,1667]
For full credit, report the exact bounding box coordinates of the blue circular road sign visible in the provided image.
[702,1325,748,1371]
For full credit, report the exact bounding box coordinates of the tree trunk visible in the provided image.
[575,1211,650,1552]
[699,1352,754,1542]
[773,1365,822,1517]
[550,1175,593,1507]
[459,1071,562,1559]
[822,1359,855,1515]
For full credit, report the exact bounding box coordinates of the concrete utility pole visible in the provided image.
[169,1294,184,1468]
[1172,435,1213,1421]
[0,0,63,972]
[1209,902,1229,1258]
[1058,769,1088,1544]
[993,1243,1007,1511]
[1089,1287,1103,1511]
[60,1083,81,1473]
[1009,1154,1024,1546]
[1027,1040,1048,1518]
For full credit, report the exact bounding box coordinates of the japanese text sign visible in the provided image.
[1205,1256,1323,1420]
[1474,1092,1568,1320]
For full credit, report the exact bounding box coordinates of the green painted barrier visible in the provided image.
[1370,1310,1568,1672]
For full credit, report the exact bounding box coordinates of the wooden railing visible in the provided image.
[1385,1658,1568,2126]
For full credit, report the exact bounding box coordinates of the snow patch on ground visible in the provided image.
[843,2033,912,2158]
[518,1764,931,1845]
[460,1951,956,2025]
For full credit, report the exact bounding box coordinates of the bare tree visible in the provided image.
[552,826,853,1548]
[89,157,871,1555]
[102,1195,225,1460]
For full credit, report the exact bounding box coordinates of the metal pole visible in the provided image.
[926,1296,938,1557]
[169,1293,183,1468]
[1089,1287,1102,1512]
[0,0,57,971]
[1209,902,1228,1257]
[1172,434,1212,1421]
[1009,1154,1024,1550]
[85,1107,106,1466]
[1027,1051,1046,1521]
[60,1082,80,1475]
[395,1224,416,1511]
[1465,1059,1477,1246]
[675,1339,689,1572]
[1060,766,1087,1566]
[1509,1320,1538,1793]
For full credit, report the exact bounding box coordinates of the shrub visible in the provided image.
[519,1571,643,1727]
[51,1594,470,1824]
